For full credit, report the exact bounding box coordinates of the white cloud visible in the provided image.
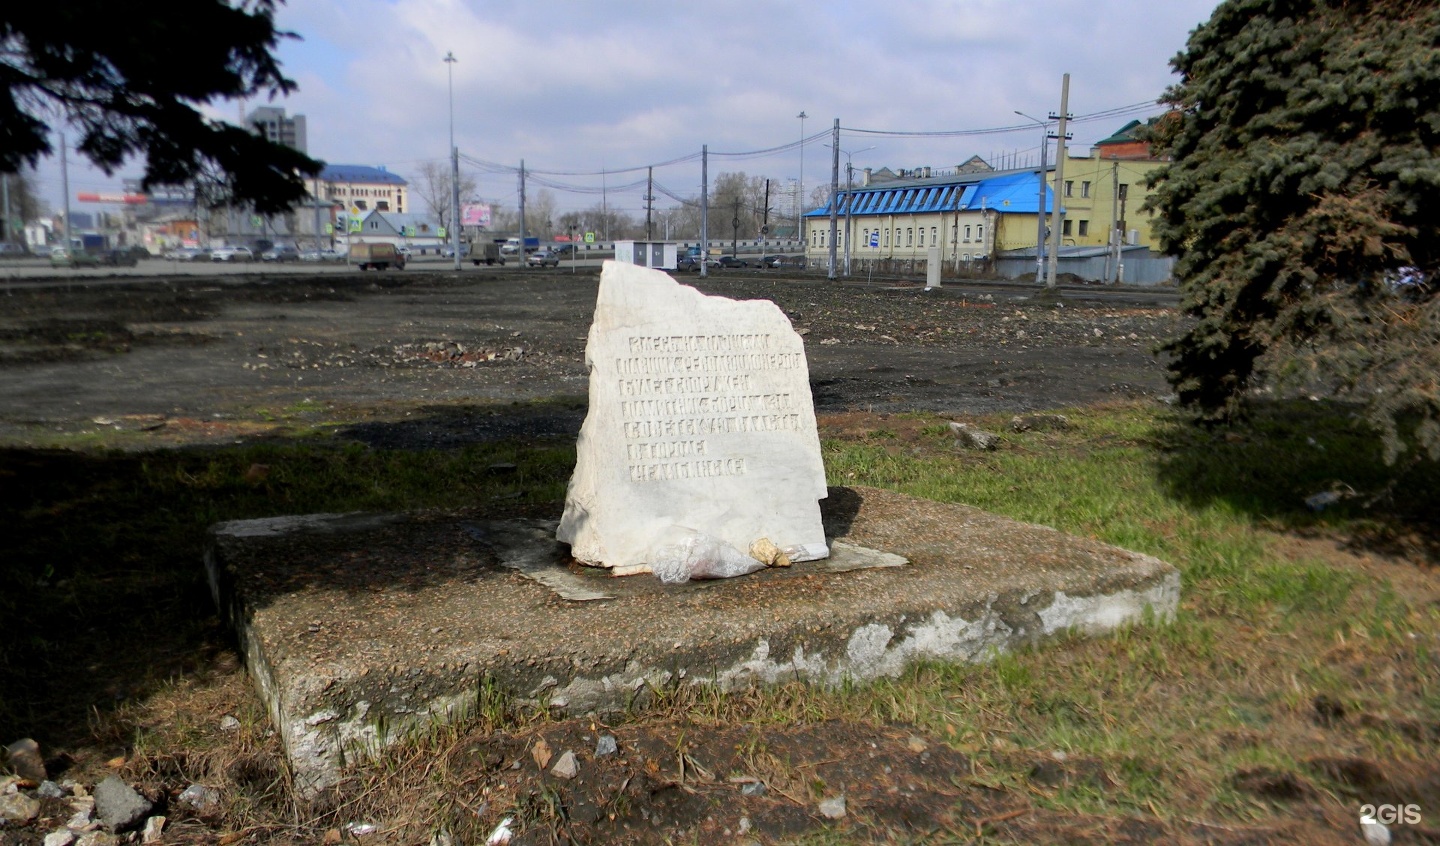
[29,0,1220,216]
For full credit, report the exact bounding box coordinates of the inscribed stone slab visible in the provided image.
[557,260,828,572]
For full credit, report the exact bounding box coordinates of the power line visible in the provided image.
[843,100,1162,138]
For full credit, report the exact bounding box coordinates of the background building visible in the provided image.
[246,106,307,153]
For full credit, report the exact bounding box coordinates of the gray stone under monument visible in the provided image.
[206,487,1179,796]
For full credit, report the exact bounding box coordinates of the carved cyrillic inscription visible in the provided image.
[620,333,803,482]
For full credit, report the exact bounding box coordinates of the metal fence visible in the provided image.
[993,254,1176,286]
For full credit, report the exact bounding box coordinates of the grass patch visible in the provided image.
[2,397,1436,843]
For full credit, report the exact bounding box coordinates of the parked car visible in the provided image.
[759,255,785,268]
[211,246,254,262]
[261,245,300,262]
[717,255,749,269]
[299,248,343,262]
[0,243,30,258]
[440,244,470,259]
[49,247,101,268]
[96,249,139,267]
[551,244,577,258]
[526,249,560,268]
[675,256,719,272]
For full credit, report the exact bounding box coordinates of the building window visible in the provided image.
[1062,219,1072,236]
[1064,181,1073,198]
[906,228,913,246]
[977,225,984,242]
[377,201,390,211]
[931,226,937,245]
[355,200,367,210]
[1078,220,1089,237]
[1081,181,1091,198]
[917,227,924,247]
[964,225,971,242]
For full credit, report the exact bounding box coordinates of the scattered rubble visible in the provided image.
[949,421,1000,450]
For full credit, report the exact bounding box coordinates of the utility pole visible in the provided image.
[760,179,771,269]
[1118,184,1129,284]
[60,130,72,251]
[518,159,527,267]
[1109,159,1121,283]
[731,198,740,256]
[700,145,709,278]
[445,51,460,270]
[796,111,807,238]
[645,166,654,241]
[1045,73,1071,289]
[1036,132,1047,284]
[843,161,853,276]
[827,119,839,280]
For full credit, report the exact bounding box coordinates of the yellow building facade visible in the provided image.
[1049,119,1167,251]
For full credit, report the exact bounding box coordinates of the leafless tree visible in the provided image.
[415,160,477,230]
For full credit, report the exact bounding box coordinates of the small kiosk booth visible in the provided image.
[614,241,678,271]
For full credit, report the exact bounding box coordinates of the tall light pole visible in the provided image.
[825,143,874,276]
[796,111,807,243]
[444,51,461,271]
[1046,73,1071,290]
[1015,110,1049,285]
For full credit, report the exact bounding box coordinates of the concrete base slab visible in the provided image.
[205,486,1179,796]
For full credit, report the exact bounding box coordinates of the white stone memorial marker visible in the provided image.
[557,260,829,576]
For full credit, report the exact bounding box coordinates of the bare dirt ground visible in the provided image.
[0,267,1179,446]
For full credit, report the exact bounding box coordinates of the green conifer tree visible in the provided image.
[1,1,321,213]
[1149,0,1440,461]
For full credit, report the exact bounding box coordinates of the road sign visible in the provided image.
[584,231,596,243]
[869,232,879,248]
[325,223,334,234]
[761,225,769,235]
[437,226,447,239]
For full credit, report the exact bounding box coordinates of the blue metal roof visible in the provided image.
[806,170,1053,218]
[318,164,409,185]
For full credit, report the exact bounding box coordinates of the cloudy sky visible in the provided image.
[35,0,1223,221]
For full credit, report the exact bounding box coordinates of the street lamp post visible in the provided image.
[825,143,874,276]
[1014,110,1049,286]
[796,111,807,244]
[445,51,461,271]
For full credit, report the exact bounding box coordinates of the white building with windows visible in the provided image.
[802,167,1053,267]
[308,165,409,217]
